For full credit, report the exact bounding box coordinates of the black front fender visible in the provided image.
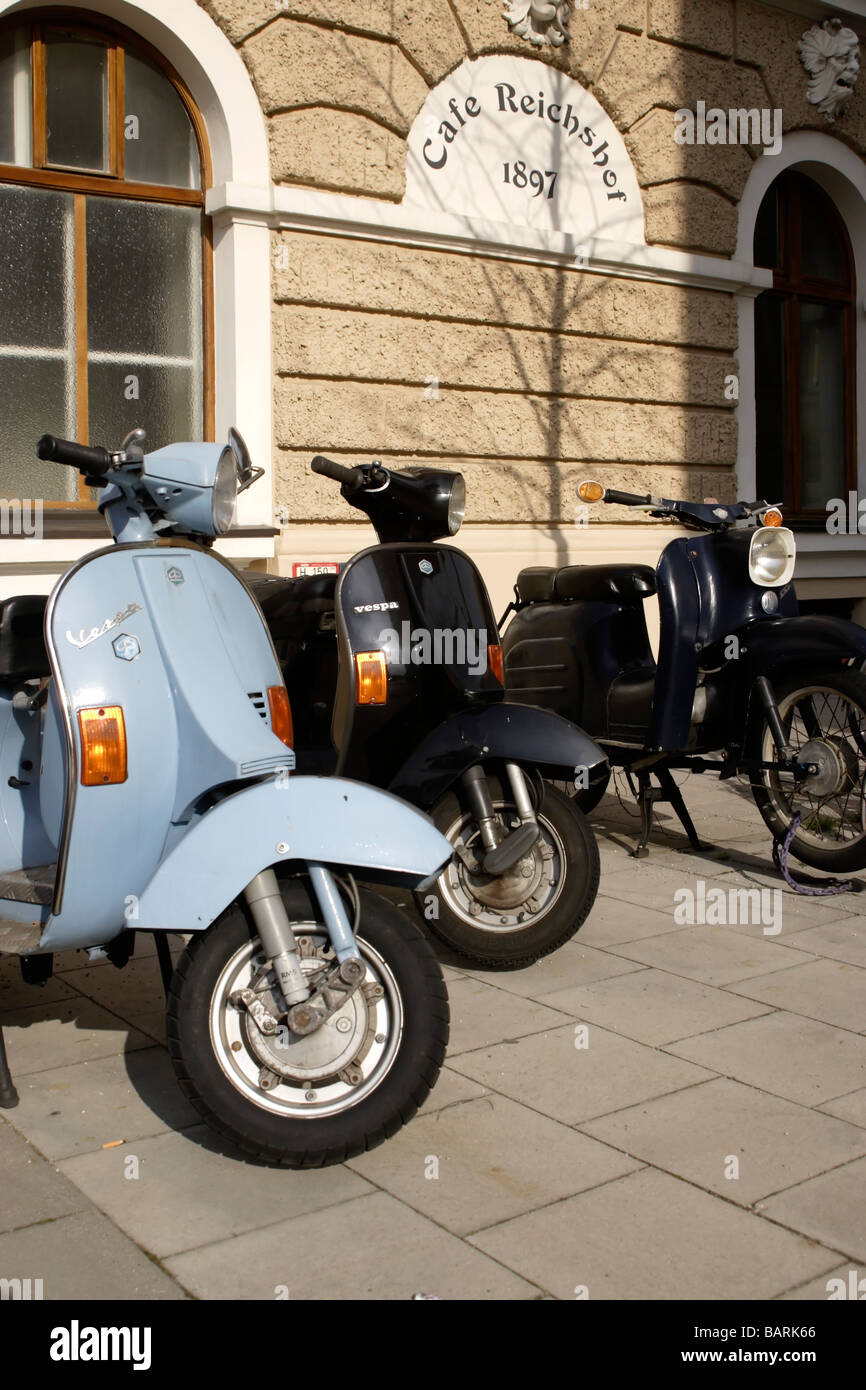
[388,703,607,809]
[740,615,866,681]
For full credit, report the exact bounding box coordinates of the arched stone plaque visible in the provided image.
[405,55,644,244]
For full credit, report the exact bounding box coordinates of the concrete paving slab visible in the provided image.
[760,1156,866,1263]
[417,1066,489,1115]
[0,1207,186,1300]
[0,1121,84,1234]
[667,1012,866,1107]
[0,953,77,1010]
[578,896,693,946]
[58,955,171,1021]
[468,1167,843,1301]
[603,926,816,987]
[1,997,152,1076]
[580,1077,866,1207]
[346,1093,641,1235]
[791,916,866,968]
[449,1022,716,1125]
[57,1126,375,1259]
[165,1190,540,1300]
[446,977,572,1055]
[465,939,646,999]
[537,967,771,1046]
[777,1263,864,1301]
[819,1088,866,1128]
[727,959,866,1033]
[3,1047,199,1160]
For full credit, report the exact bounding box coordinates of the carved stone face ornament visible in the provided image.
[798,18,861,124]
[504,1,571,50]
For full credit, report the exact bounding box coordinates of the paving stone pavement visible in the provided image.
[1,774,864,1301]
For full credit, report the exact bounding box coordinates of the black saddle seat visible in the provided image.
[554,565,656,605]
[0,595,50,684]
[514,568,557,603]
[243,571,338,623]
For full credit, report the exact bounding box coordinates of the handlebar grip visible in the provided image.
[310,455,365,489]
[36,435,113,476]
[603,488,653,506]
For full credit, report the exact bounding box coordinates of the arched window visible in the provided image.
[0,11,212,505]
[754,169,856,521]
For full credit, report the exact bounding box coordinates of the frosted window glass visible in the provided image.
[45,35,108,172]
[799,301,846,509]
[86,198,202,451]
[124,52,199,189]
[0,29,32,166]
[0,186,76,498]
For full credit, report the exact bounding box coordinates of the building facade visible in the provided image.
[1,0,865,622]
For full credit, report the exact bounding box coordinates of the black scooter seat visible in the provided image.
[515,568,557,603]
[243,571,337,622]
[0,595,50,684]
[554,565,656,605]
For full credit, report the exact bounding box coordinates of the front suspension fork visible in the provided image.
[242,866,364,1029]
[460,762,540,875]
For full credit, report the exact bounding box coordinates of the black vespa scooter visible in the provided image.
[500,482,866,873]
[245,456,606,969]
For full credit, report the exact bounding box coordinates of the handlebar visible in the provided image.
[311,455,364,488]
[602,488,653,507]
[36,435,113,477]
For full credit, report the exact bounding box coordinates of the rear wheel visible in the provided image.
[417,770,600,969]
[749,668,866,872]
[167,879,448,1167]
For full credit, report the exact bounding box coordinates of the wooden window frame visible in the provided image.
[755,171,857,526]
[0,8,214,507]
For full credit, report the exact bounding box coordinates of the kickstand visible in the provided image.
[0,1024,19,1108]
[631,768,713,858]
[773,815,864,898]
[154,934,174,998]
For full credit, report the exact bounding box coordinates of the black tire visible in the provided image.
[749,668,866,873]
[416,770,600,969]
[166,878,448,1168]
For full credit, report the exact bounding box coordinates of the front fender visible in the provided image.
[740,615,866,680]
[388,703,607,808]
[135,777,452,934]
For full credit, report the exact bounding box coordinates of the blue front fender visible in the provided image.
[135,777,452,934]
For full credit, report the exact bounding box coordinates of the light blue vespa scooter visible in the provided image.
[0,428,453,1168]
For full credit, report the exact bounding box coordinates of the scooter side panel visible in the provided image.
[134,777,453,934]
[0,690,57,873]
[387,703,607,809]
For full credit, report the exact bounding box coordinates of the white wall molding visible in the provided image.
[208,181,771,295]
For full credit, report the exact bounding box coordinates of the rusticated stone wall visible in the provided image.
[195,0,866,535]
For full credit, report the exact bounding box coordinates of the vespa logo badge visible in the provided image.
[353,601,398,614]
[112,633,140,662]
[66,603,142,650]
[419,559,433,575]
[166,566,184,586]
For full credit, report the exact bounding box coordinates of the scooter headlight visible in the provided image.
[447,474,466,535]
[212,445,238,536]
[749,525,796,588]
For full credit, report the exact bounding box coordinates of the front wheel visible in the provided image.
[166,879,448,1168]
[749,668,866,872]
[417,770,600,969]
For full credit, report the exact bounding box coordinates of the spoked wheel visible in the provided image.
[749,668,866,872]
[417,770,600,969]
[167,879,448,1167]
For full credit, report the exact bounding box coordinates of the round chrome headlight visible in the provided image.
[749,525,796,588]
[447,474,466,535]
[212,445,238,536]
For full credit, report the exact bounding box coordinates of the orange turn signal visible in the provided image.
[488,643,504,684]
[78,706,127,786]
[267,685,293,747]
[762,508,783,527]
[578,480,604,503]
[355,651,388,704]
